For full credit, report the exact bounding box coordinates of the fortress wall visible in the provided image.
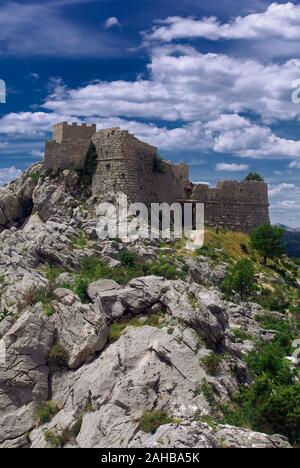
[53,122,96,143]
[192,180,270,233]
[92,128,157,204]
[44,122,96,171]
[153,162,190,204]
[44,140,92,171]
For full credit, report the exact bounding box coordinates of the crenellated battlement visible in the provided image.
[53,121,96,144]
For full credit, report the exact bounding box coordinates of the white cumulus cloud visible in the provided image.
[145,3,300,42]
[216,163,249,172]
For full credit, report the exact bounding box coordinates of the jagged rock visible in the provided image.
[32,177,78,222]
[48,325,241,448]
[132,422,291,449]
[30,409,77,449]
[162,281,227,348]
[0,403,35,448]
[0,307,54,416]
[51,289,108,369]
[186,257,227,285]
[118,276,168,314]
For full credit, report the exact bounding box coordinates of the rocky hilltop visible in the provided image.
[0,162,298,449]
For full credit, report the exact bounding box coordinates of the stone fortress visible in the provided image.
[44,122,270,234]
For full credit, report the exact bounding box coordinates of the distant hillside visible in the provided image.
[278,225,300,259]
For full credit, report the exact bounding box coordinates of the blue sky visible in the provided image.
[1,1,300,226]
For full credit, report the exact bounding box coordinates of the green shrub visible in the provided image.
[200,380,217,406]
[36,401,60,426]
[140,410,173,434]
[72,256,184,297]
[44,429,70,448]
[48,343,69,368]
[221,322,300,446]
[256,287,290,313]
[21,288,56,316]
[244,172,264,182]
[42,265,65,283]
[146,260,183,280]
[200,353,222,376]
[71,232,88,250]
[233,329,251,342]
[118,250,137,268]
[250,224,284,264]
[222,259,256,301]
[30,171,44,183]
[108,322,128,343]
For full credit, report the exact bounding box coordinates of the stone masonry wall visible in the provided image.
[44,122,96,171]
[192,180,270,233]
[92,128,157,204]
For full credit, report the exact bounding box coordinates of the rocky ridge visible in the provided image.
[0,164,297,449]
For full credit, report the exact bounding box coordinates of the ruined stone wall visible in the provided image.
[53,122,96,143]
[192,180,270,233]
[44,122,96,171]
[92,128,157,204]
[153,162,190,204]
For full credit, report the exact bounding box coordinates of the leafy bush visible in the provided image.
[200,380,217,406]
[255,287,290,313]
[20,287,56,316]
[44,429,70,448]
[221,322,300,446]
[118,250,137,268]
[48,343,69,368]
[233,329,251,342]
[250,224,284,264]
[36,401,60,426]
[222,259,256,301]
[200,353,222,376]
[140,410,173,434]
[244,172,264,182]
[30,171,44,183]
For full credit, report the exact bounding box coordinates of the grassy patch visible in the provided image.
[71,255,184,302]
[48,343,69,368]
[35,401,60,426]
[21,288,56,316]
[30,171,44,183]
[70,232,88,250]
[108,312,166,343]
[233,329,251,342]
[200,353,223,376]
[140,410,174,434]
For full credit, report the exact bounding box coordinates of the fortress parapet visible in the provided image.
[44,122,96,171]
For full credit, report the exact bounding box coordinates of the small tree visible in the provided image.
[250,224,284,264]
[222,259,256,301]
[244,172,264,182]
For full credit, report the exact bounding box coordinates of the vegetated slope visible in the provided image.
[0,166,299,448]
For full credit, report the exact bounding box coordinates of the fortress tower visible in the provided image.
[44,122,96,171]
[91,128,157,204]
